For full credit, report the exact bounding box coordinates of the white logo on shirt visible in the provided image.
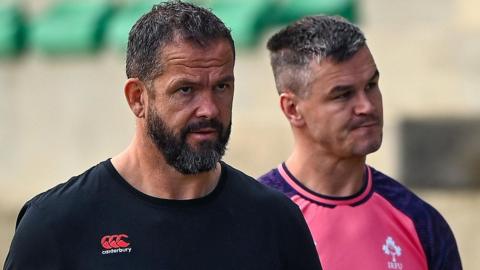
[382,236,403,269]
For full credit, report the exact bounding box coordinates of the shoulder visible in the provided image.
[258,167,283,189]
[221,162,301,214]
[16,160,112,228]
[27,160,110,209]
[5,160,112,268]
[221,162,284,200]
[258,167,280,184]
[258,165,297,197]
[371,167,462,269]
[371,167,443,219]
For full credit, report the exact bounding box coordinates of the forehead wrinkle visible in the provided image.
[161,54,234,81]
[162,40,234,69]
[153,40,234,90]
[163,64,233,89]
[168,57,232,69]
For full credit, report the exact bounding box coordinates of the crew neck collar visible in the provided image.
[278,162,373,207]
[103,159,226,207]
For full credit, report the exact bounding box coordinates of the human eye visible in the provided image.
[366,81,378,91]
[215,83,231,92]
[177,86,193,94]
[333,90,353,100]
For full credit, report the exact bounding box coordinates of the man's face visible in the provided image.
[296,46,383,158]
[145,39,235,174]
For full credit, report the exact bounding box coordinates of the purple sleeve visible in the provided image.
[258,168,297,198]
[373,169,462,270]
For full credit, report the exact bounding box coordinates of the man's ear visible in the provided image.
[280,91,304,127]
[124,78,147,118]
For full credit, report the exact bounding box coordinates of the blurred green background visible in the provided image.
[1,0,480,268]
[0,0,358,55]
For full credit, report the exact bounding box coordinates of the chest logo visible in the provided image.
[101,234,132,255]
[382,236,403,269]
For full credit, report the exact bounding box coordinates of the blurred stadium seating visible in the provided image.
[2,0,479,268]
[30,0,114,54]
[0,0,358,56]
[0,4,26,56]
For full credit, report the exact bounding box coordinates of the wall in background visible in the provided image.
[1,0,479,268]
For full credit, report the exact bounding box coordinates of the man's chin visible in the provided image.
[186,138,219,150]
[355,140,382,156]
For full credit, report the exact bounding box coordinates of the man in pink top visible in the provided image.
[259,15,462,269]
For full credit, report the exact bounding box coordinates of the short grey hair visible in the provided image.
[267,15,366,97]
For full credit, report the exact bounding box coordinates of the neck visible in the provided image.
[286,144,366,197]
[111,133,221,200]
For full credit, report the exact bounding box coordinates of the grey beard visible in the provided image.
[146,106,230,174]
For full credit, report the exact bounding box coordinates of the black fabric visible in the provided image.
[4,160,321,270]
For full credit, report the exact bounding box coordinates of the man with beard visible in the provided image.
[4,2,321,270]
[259,15,462,270]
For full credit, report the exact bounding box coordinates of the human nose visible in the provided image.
[353,92,375,115]
[195,90,220,119]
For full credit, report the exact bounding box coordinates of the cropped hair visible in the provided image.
[126,1,234,82]
[267,15,366,97]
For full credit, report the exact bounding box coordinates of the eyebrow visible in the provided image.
[370,70,380,81]
[169,74,235,88]
[330,69,380,94]
[168,78,198,88]
[218,75,235,83]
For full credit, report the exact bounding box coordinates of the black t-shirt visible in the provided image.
[4,160,321,270]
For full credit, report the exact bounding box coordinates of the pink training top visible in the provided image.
[259,163,462,270]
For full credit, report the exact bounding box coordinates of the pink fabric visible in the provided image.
[278,165,373,206]
[280,166,428,270]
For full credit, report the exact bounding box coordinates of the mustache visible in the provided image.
[182,119,224,134]
[348,115,382,130]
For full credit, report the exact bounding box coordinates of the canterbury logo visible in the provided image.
[101,234,130,249]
